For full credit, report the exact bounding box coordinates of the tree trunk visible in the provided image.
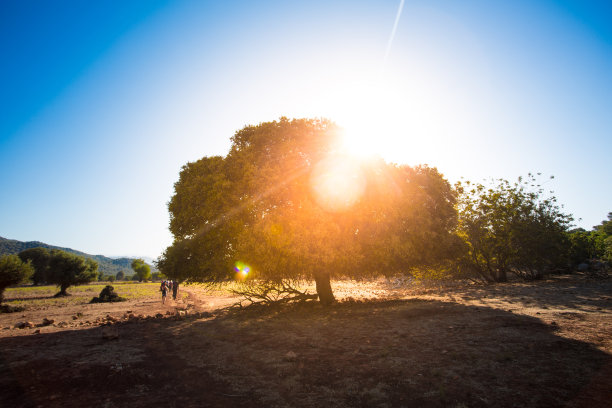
[495,269,508,282]
[60,284,69,296]
[314,273,335,305]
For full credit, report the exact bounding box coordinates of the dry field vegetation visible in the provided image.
[0,274,611,407]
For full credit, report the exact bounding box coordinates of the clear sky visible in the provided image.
[1,0,611,259]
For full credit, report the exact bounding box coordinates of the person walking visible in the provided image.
[160,280,168,304]
[172,281,179,300]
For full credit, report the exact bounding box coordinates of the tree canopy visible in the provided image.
[131,259,151,282]
[47,250,99,296]
[456,174,573,282]
[18,247,51,285]
[159,118,461,303]
[0,254,34,304]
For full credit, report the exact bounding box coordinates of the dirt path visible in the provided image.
[0,275,610,407]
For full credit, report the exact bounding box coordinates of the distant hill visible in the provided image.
[0,236,157,277]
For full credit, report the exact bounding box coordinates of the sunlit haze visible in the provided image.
[1,0,611,258]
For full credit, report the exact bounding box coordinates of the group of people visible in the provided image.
[160,279,179,304]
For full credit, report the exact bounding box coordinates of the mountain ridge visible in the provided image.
[0,236,157,276]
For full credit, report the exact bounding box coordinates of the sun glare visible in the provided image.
[335,84,411,160]
[310,155,366,213]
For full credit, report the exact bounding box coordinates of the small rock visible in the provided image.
[102,326,119,340]
[15,321,34,329]
[34,329,41,334]
[199,311,213,318]
[41,318,54,326]
[284,351,298,361]
[128,313,135,319]
[155,313,163,318]
[72,315,78,320]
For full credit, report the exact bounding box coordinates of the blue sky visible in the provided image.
[1,0,611,258]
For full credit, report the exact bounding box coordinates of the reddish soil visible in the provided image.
[0,273,610,407]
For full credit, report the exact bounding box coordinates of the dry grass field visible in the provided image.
[0,273,610,407]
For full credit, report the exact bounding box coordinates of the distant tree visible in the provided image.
[567,228,596,265]
[116,270,125,281]
[566,212,612,265]
[0,255,34,305]
[605,236,612,264]
[151,271,165,281]
[18,247,51,285]
[456,174,572,282]
[131,259,151,282]
[47,250,98,296]
[108,275,115,282]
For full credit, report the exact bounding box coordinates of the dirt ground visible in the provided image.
[0,273,610,407]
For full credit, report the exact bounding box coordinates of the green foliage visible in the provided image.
[0,255,34,304]
[159,118,461,303]
[151,271,165,281]
[47,250,99,295]
[0,237,157,276]
[566,212,612,264]
[116,270,125,280]
[131,259,151,282]
[456,174,573,282]
[18,247,51,285]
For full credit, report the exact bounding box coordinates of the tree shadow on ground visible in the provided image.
[444,275,612,312]
[0,298,610,408]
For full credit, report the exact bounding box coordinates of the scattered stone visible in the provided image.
[199,311,213,318]
[155,313,163,318]
[41,318,54,326]
[34,329,40,334]
[102,326,119,340]
[284,351,298,361]
[128,313,135,319]
[72,315,78,320]
[15,321,34,329]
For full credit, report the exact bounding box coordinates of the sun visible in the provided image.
[310,155,366,213]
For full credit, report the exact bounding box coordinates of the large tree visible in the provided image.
[47,250,98,296]
[0,255,34,305]
[159,118,461,304]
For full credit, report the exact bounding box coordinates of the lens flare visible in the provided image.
[234,261,251,280]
